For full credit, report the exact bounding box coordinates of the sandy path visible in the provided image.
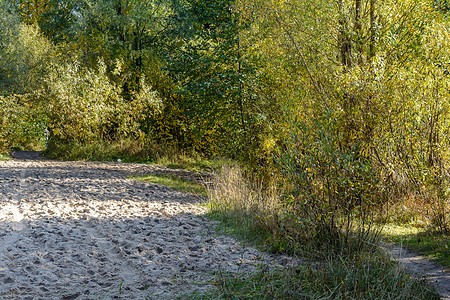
[0,153,299,299]
[383,243,450,300]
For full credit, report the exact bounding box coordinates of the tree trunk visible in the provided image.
[338,0,352,68]
[133,27,142,89]
[369,0,376,60]
[354,0,363,65]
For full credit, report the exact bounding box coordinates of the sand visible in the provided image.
[0,153,299,299]
[383,243,449,300]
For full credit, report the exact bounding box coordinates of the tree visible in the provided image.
[70,0,172,98]
[13,0,52,24]
[166,0,266,158]
[0,1,54,95]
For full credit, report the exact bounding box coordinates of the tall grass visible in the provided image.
[204,165,440,299]
[192,253,439,299]
[207,165,292,253]
[44,138,226,173]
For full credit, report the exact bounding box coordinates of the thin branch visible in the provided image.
[273,11,328,102]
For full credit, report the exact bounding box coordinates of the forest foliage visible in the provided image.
[0,0,448,241]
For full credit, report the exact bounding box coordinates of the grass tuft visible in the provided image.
[132,174,207,196]
[0,152,10,161]
[381,224,450,267]
[189,252,439,299]
[207,165,290,253]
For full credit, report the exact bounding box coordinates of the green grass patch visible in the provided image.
[155,156,227,173]
[44,139,229,173]
[187,251,439,300]
[0,152,10,161]
[381,224,450,268]
[132,174,207,196]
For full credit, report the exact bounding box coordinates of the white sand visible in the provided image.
[0,155,299,299]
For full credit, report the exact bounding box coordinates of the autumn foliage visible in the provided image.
[0,0,448,235]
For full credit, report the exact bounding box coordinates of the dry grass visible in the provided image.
[207,165,293,252]
[199,165,441,299]
[386,194,449,229]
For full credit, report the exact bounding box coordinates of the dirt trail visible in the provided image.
[0,152,299,299]
[383,243,449,300]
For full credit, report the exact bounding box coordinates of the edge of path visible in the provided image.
[9,151,449,299]
[382,242,449,299]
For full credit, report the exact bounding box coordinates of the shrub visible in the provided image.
[45,59,162,145]
[0,95,47,152]
[275,114,384,254]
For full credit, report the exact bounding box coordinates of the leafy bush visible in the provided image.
[276,114,384,253]
[0,95,47,152]
[45,59,162,145]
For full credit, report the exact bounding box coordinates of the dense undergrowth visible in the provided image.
[43,139,224,173]
[200,165,442,299]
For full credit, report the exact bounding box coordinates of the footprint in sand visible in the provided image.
[0,152,300,299]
